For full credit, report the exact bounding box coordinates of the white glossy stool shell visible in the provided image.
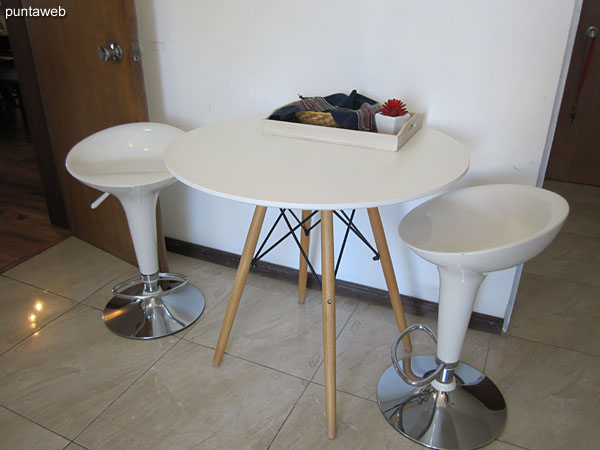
[378,184,569,450]
[66,122,205,339]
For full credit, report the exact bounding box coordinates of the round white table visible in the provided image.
[165,117,469,438]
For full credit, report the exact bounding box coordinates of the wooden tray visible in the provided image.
[262,113,423,152]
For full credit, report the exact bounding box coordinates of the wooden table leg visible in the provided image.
[367,207,412,352]
[321,210,337,439]
[213,205,267,366]
[298,209,312,303]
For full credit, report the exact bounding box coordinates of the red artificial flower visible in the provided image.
[381,99,408,117]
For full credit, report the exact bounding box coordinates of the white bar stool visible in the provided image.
[378,184,569,450]
[66,122,205,339]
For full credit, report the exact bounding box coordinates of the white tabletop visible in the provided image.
[164,117,469,210]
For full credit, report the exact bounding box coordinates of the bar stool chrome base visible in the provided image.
[377,355,506,450]
[104,272,205,339]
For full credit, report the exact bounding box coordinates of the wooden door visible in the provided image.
[546,0,600,186]
[8,0,149,263]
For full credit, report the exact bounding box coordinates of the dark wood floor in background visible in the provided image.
[0,137,70,272]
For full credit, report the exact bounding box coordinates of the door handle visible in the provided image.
[98,43,123,62]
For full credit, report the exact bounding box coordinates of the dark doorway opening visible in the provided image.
[0,29,69,273]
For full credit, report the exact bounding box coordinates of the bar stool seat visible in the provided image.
[377,184,569,450]
[66,122,205,339]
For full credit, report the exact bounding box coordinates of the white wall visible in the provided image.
[135,0,577,319]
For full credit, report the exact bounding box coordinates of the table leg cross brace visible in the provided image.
[250,209,381,287]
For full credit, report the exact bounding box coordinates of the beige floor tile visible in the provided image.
[169,261,237,338]
[543,180,600,239]
[80,264,138,310]
[64,444,89,450]
[0,304,178,439]
[0,276,75,354]
[509,272,600,355]
[312,302,491,401]
[243,269,305,295]
[0,406,70,450]
[486,334,600,450]
[80,267,138,310]
[270,382,424,449]
[184,274,358,380]
[180,259,237,309]
[77,340,306,450]
[524,232,600,287]
[4,237,133,302]
[487,442,529,450]
[164,251,206,273]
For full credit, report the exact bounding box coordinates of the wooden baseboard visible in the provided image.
[165,237,503,334]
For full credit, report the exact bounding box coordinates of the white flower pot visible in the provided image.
[375,112,411,135]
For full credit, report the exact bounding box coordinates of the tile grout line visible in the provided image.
[77,278,122,307]
[225,351,314,383]
[483,333,492,373]
[307,379,381,404]
[336,301,360,340]
[500,332,600,359]
[0,274,80,303]
[2,268,157,314]
[182,338,316,384]
[1,266,141,308]
[522,268,600,290]
[496,438,531,449]
[180,335,212,346]
[0,404,73,444]
[63,440,91,450]
[0,302,80,359]
[304,381,377,404]
[70,336,183,445]
[334,386,378,404]
[265,381,312,450]
[309,359,325,383]
[82,303,104,312]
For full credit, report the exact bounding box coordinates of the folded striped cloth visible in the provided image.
[268,90,382,132]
